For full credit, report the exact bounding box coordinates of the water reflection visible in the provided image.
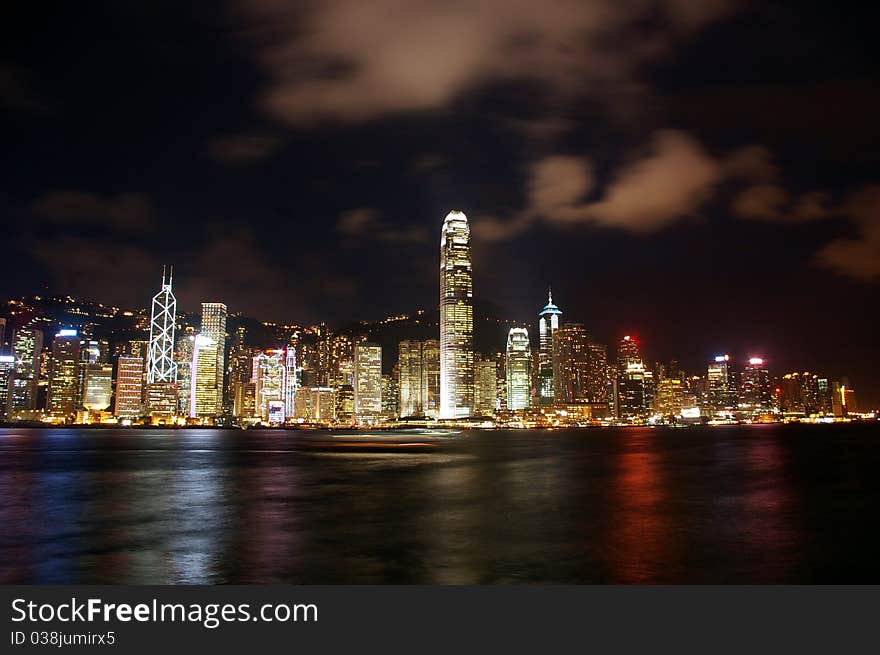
[0,425,877,583]
[604,429,678,583]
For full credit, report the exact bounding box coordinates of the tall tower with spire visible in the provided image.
[538,288,562,404]
[147,266,177,384]
[439,210,474,419]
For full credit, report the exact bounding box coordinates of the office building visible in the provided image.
[8,326,43,417]
[616,336,647,420]
[506,327,531,411]
[354,342,382,422]
[191,335,220,418]
[200,302,227,413]
[439,210,474,418]
[47,328,81,419]
[114,356,144,417]
[739,357,772,414]
[537,290,562,404]
[147,267,177,384]
[474,356,498,416]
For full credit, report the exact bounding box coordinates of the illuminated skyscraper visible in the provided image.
[82,363,113,411]
[114,356,144,417]
[191,335,219,418]
[284,346,298,419]
[254,350,285,422]
[353,342,382,422]
[537,290,562,404]
[474,356,498,416]
[335,384,354,423]
[553,323,590,403]
[174,332,195,416]
[310,387,336,422]
[8,326,43,417]
[381,374,399,419]
[398,340,424,417]
[506,327,532,411]
[0,354,14,420]
[200,302,227,413]
[328,334,354,387]
[739,357,772,415]
[707,354,737,414]
[47,329,81,419]
[439,210,474,418]
[398,339,440,418]
[147,267,177,384]
[616,336,647,420]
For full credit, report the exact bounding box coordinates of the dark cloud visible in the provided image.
[475,130,724,239]
[206,133,282,163]
[30,190,156,234]
[337,207,429,244]
[815,186,880,281]
[236,0,738,125]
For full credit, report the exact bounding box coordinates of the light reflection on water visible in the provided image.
[1,424,879,583]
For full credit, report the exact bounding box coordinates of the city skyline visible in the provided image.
[0,207,872,424]
[2,2,879,408]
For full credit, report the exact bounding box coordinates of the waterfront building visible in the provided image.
[537,290,562,405]
[191,335,219,418]
[82,363,113,411]
[354,342,382,422]
[616,336,647,420]
[310,387,336,422]
[114,355,144,417]
[254,350,285,422]
[0,354,14,419]
[200,302,227,413]
[474,356,498,416]
[707,354,737,415]
[47,328,81,420]
[439,210,474,418]
[381,373,399,419]
[506,327,532,411]
[8,326,43,417]
[739,357,772,415]
[147,268,177,385]
[398,339,441,418]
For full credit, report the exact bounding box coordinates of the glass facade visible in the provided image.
[439,210,474,418]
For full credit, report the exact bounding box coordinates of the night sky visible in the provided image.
[2,1,879,404]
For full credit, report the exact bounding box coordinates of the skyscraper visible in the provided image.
[191,335,219,418]
[114,356,144,418]
[537,290,562,404]
[439,210,473,419]
[553,323,590,403]
[398,339,440,418]
[474,356,498,416]
[707,354,737,415]
[0,354,14,420]
[381,373,399,419]
[200,302,227,414]
[739,357,772,415]
[254,350,285,422]
[8,326,43,417]
[147,267,177,384]
[506,327,532,411]
[616,336,647,420]
[47,329,81,420]
[353,342,382,422]
[398,340,425,417]
[82,363,113,411]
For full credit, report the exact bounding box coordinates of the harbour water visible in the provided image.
[1,423,878,584]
